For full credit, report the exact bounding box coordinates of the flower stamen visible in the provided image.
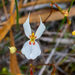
[29,32,36,45]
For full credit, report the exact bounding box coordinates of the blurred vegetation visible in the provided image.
[0,0,75,75]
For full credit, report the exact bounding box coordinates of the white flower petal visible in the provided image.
[21,40,31,59]
[21,40,41,60]
[23,13,31,38]
[30,41,41,60]
[35,16,46,39]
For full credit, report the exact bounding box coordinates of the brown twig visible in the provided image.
[2,0,21,74]
[10,30,21,74]
[37,64,56,75]
[22,0,71,8]
[43,8,54,23]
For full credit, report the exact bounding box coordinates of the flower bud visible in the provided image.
[72,31,75,35]
[9,46,17,54]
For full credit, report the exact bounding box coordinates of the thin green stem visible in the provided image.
[15,0,19,30]
[68,0,74,12]
[59,0,74,31]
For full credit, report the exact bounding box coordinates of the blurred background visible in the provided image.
[0,0,75,75]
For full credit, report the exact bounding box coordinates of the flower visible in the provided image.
[72,30,75,35]
[9,46,17,54]
[21,14,46,60]
[62,10,69,17]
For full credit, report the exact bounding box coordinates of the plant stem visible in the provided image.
[59,0,74,31]
[68,0,74,12]
[15,0,19,30]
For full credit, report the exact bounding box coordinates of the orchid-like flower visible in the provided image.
[21,14,46,60]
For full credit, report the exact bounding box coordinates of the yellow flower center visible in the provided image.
[30,32,36,42]
[62,10,69,17]
[29,32,36,45]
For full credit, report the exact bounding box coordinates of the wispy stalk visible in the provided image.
[59,0,74,30]
[59,16,66,31]
[68,0,74,12]
[15,0,19,30]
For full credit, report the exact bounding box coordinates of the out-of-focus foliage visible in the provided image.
[0,0,75,75]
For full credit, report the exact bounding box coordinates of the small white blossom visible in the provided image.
[21,14,46,60]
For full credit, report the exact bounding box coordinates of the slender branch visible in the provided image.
[38,25,68,75]
[2,0,21,74]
